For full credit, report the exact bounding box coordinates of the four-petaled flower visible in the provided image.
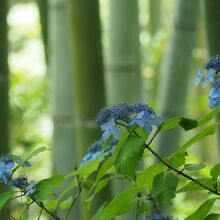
[0,155,15,184]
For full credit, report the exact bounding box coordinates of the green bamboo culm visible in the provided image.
[68,0,111,219]
[0,0,10,219]
[106,0,142,104]
[48,0,80,219]
[157,0,200,156]
[106,1,142,219]
[149,0,161,36]
[203,0,220,157]
[37,0,48,63]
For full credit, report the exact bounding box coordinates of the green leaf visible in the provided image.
[115,135,145,177]
[135,126,149,140]
[59,197,73,210]
[92,187,140,220]
[169,151,186,168]
[177,178,215,193]
[96,156,115,182]
[136,163,165,190]
[157,117,181,133]
[180,124,216,152]
[33,178,55,202]
[151,172,179,204]
[179,118,198,131]
[204,213,220,220]
[0,191,14,210]
[25,146,49,161]
[51,174,65,187]
[198,105,220,126]
[184,163,206,171]
[66,157,100,179]
[210,164,220,179]
[114,132,129,155]
[137,202,151,216]
[185,198,218,220]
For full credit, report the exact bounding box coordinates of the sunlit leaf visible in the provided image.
[184,163,206,171]
[185,198,218,220]
[0,191,14,210]
[210,164,220,179]
[115,135,145,177]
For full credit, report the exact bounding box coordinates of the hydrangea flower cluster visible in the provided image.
[13,176,36,196]
[81,103,162,165]
[195,55,220,108]
[0,155,15,184]
[96,102,162,138]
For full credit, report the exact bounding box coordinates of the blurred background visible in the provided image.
[0,0,220,219]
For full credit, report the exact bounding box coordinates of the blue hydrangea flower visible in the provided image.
[24,181,36,196]
[0,155,15,184]
[128,110,162,134]
[101,118,119,141]
[195,55,220,109]
[16,156,31,167]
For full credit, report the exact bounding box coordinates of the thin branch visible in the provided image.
[145,144,220,196]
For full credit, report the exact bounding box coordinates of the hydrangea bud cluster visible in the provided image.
[195,55,220,108]
[13,177,36,196]
[148,214,173,220]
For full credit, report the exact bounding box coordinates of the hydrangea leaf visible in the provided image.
[184,163,206,171]
[137,202,151,216]
[51,174,65,187]
[136,163,165,190]
[204,213,220,220]
[151,172,179,204]
[33,178,55,202]
[59,196,73,210]
[180,124,216,152]
[66,156,101,179]
[210,164,220,179]
[0,191,14,210]
[179,118,198,131]
[198,105,220,126]
[185,198,218,220]
[115,136,145,177]
[169,151,186,168]
[91,187,140,220]
[157,117,181,133]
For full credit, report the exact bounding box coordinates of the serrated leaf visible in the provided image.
[185,198,218,220]
[33,178,55,202]
[177,178,215,193]
[151,172,179,204]
[59,197,73,210]
[0,191,14,210]
[136,163,165,189]
[180,125,216,152]
[198,105,220,126]
[184,163,206,171]
[210,164,220,179]
[115,136,145,177]
[204,213,220,220]
[169,151,186,168]
[92,187,140,220]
